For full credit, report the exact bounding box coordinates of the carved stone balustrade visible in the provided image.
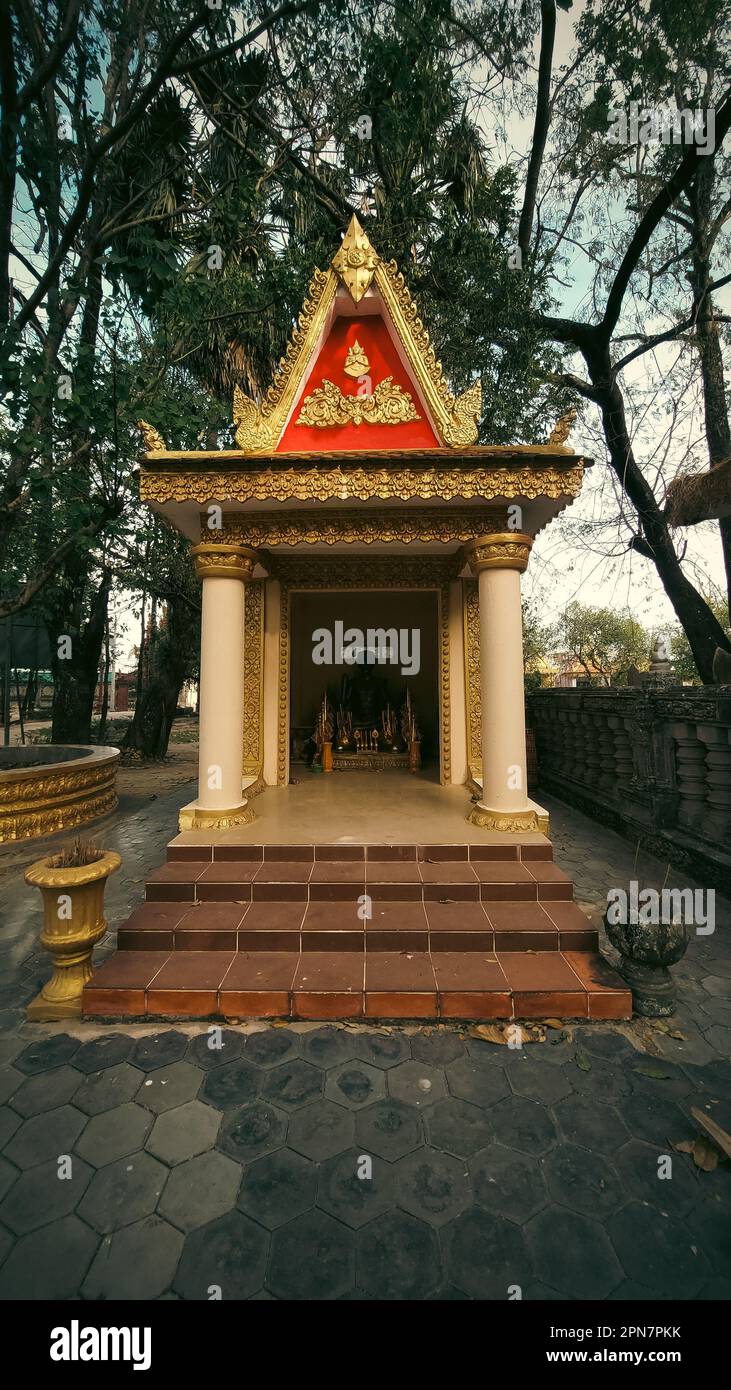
[527,686,731,894]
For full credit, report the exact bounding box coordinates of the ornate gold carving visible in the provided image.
[178,803,257,830]
[231,265,337,451]
[332,214,379,303]
[275,556,453,788]
[464,579,481,779]
[192,542,259,581]
[243,581,264,778]
[296,376,420,429]
[137,419,167,452]
[0,751,119,843]
[548,407,576,447]
[466,532,533,574]
[374,259,482,446]
[217,508,508,549]
[141,463,584,506]
[344,340,369,377]
[467,804,545,832]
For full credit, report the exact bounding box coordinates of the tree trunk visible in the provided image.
[687,161,731,621]
[587,346,731,683]
[47,567,111,743]
[123,595,196,758]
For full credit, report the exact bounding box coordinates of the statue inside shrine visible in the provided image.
[309,673,421,770]
[339,664,385,728]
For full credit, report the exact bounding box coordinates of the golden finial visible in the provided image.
[548,407,576,447]
[137,419,167,452]
[344,339,370,377]
[332,214,379,304]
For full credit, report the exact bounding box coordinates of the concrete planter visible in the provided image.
[24,849,121,1020]
[604,909,690,1017]
[0,745,119,842]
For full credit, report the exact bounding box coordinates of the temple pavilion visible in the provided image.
[83,217,631,1023]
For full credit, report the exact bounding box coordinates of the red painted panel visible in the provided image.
[276,314,439,452]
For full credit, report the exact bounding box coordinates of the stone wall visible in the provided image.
[527,686,731,894]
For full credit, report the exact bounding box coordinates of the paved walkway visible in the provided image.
[0,787,729,1299]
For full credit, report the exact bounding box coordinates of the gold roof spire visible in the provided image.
[331,214,379,304]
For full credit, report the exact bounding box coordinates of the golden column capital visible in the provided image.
[465,531,532,575]
[191,542,260,582]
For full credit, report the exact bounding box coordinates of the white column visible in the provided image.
[466,532,541,832]
[180,542,258,830]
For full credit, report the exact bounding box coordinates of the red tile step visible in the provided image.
[117,898,599,955]
[82,947,631,1021]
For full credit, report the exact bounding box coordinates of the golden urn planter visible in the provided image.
[24,849,121,1021]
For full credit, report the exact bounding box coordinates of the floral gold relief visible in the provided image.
[0,751,119,843]
[295,377,420,429]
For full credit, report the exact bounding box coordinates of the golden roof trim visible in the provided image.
[230,219,483,452]
[140,461,584,505]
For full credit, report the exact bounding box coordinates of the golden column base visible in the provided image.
[467,803,550,835]
[178,802,257,831]
[25,850,121,1021]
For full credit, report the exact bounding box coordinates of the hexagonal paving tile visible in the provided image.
[325,1061,385,1111]
[288,1100,354,1162]
[186,1028,245,1070]
[14,1034,80,1075]
[426,1098,493,1158]
[218,1101,287,1163]
[0,1105,21,1150]
[387,1060,447,1108]
[301,1026,358,1068]
[245,1029,300,1068]
[317,1149,395,1229]
[0,1154,93,1235]
[0,1214,98,1299]
[490,1095,557,1155]
[684,1203,731,1279]
[355,1099,424,1161]
[76,1102,152,1168]
[73,1063,143,1116]
[78,1150,168,1233]
[357,1210,441,1299]
[446,1055,510,1108]
[0,1155,17,1203]
[260,1059,323,1110]
[8,1064,82,1118]
[0,1067,21,1106]
[395,1149,471,1227]
[525,1206,623,1299]
[411,1031,466,1066]
[147,1100,221,1165]
[174,1210,269,1300]
[507,1056,574,1106]
[619,1090,688,1146]
[612,1139,701,1217]
[73,1034,135,1073]
[541,1143,623,1220]
[470,1142,547,1224]
[353,1031,411,1069]
[268,1209,354,1300]
[687,1058,731,1103]
[4,1104,86,1169]
[83,1214,184,1299]
[136,1061,202,1113]
[580,1030,637,1062]
[553,1094,630,1154]
[627,1058,696,1102]
[563,1055,632,1104]
[131,1031,189,1072]
[608,1201,712,1296]
[238,1148,316,1230]
[159,1150,242,1232]
[444,1207,531,1299]
[200,1057,260,1110]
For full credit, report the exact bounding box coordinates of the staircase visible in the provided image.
[82,841,631,1021]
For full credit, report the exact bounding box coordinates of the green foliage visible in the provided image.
[671,594,731,681]
[557,601,651,685]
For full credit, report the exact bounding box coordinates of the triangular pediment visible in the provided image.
[232,216,481,454]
